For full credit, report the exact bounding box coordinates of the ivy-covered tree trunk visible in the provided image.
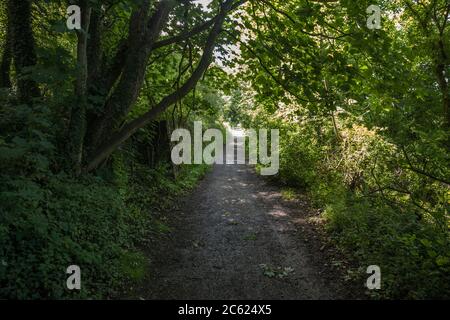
[7,0,40,103]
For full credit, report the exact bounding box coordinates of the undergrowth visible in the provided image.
[0,104,209,298]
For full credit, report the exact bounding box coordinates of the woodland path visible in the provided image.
[138,130,355,300]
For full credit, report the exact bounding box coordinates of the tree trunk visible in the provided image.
[0,17,12,88]
[85,0,176,153]
[68,0,92,174]
[434,38,449,128]
[85,0,237,172]
[87,6,103,85]
[7,0,40,103]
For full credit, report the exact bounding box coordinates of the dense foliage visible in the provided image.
[0,0,225,298]
[226,0,449,299]
[0,0,448,299]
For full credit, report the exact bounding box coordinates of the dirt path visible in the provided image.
[138,133,358,300]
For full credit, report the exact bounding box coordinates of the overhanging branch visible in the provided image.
[85,0,246,172]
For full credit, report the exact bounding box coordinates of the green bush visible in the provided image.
[0,171,125,298]
[324,195,450,299]
[240,106,450,299]
[0,103,209,298]
[0,159,209,299]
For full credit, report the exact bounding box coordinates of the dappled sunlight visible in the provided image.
[268,209,288,218]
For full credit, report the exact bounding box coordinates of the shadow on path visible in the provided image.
[137,137,361,299]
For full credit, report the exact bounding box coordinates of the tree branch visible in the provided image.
[85,0,245,172]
